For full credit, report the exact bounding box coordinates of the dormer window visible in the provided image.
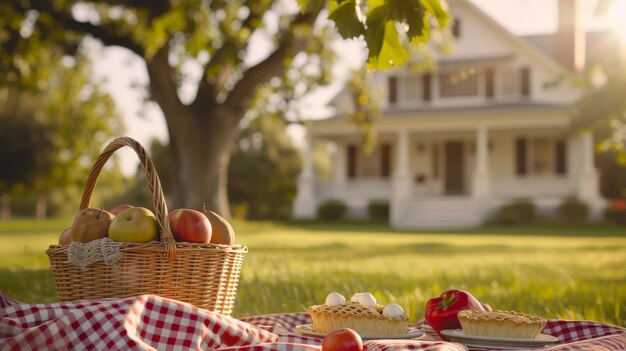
[452,18,461,38]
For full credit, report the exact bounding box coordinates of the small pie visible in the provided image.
[458,310,546,339]
[308,301,408,336]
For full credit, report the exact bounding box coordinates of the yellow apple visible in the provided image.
[108,207,158,243]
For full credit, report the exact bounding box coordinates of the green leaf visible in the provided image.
[364,4,387,61]
[387,0,425,39]
[420,0,449,28]
[368,20,408,70]
[296,0,326,13]
[366,0,385,9]
[328,0,365,39]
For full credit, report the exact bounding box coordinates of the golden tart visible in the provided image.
[307,300,408,336]
[458,310,546,339]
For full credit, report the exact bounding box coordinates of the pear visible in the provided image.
[72,208,115,243]
[205,210,236,245]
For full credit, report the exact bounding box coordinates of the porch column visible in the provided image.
[293,130,316,218]
[333,141,346,186]
[577,131,602,218]
[472,126,491,199]
[391,130,412,225]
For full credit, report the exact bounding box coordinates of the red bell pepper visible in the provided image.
[425,289,486,337]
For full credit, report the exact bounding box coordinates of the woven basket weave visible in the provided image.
[46,137,247,315]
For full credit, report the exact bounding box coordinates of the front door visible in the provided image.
[445,141,464,195]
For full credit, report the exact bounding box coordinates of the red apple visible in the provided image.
[322,328,363,351]
[110,204,133,215]
[58,227,73,245]
[168,208,212,243]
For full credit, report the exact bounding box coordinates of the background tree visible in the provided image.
[2,0,447,218]
[229,116,301,220]
[0,56,124,218]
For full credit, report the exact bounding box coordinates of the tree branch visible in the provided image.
[223,11,320,116]
[192,4,267,112]
[146,46,184,122]
[31,2,145,56]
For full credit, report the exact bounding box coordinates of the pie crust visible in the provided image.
[457,310,546,339]
[308,301,408,336]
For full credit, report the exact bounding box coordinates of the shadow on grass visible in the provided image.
[280,220,626,237]
[247,240,626,262]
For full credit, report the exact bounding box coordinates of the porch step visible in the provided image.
[394,198,486,229]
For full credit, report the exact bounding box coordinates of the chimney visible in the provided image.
[555,0,585,71]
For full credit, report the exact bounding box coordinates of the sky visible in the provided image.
[90,0,620,175]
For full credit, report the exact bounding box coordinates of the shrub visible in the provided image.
[368,201,389,222]
[317,200,347,221]
[605,199,626,225]
[558,197,589,223]
[491,199,535,225]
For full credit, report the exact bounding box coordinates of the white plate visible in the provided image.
[440,329,558,350]
[293,324,424,340]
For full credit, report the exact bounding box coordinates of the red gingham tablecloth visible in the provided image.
[1,292,624,350]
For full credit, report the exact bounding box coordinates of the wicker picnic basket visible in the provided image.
[46,136,247,315]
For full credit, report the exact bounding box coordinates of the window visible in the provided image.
[346,143,392,178]
[515,137,567,176]
[401,76,421,102]
[500,69,519,96]
[532,138,551,175]
[452,18,461,38]
[439,68,478,98]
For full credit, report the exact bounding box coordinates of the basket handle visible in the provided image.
[79,136,177,262]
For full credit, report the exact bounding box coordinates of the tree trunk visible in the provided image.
[36,193,47,220]
[147,48,243,219]
[165,107,239,219]
[0,194,11,220]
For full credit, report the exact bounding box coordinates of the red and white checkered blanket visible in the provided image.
[1,292,624,350]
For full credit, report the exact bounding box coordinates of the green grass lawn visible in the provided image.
[0,218,624,327]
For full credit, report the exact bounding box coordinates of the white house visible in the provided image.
[293,0,611,228]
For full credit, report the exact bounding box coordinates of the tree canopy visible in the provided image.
[1,0,448,217]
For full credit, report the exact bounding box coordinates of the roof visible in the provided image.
[383,102,569,117]
[523,30,620,68]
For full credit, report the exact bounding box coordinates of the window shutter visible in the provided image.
[555,140,567,175]
[381,143,391,177]
[516,138,527,175]
[388,77,398,104]
[347,145,357,178]
[521,67,531,96]
[485,68,494,98]
[422,74,432,102]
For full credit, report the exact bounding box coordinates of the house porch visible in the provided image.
[293,124,605,228]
